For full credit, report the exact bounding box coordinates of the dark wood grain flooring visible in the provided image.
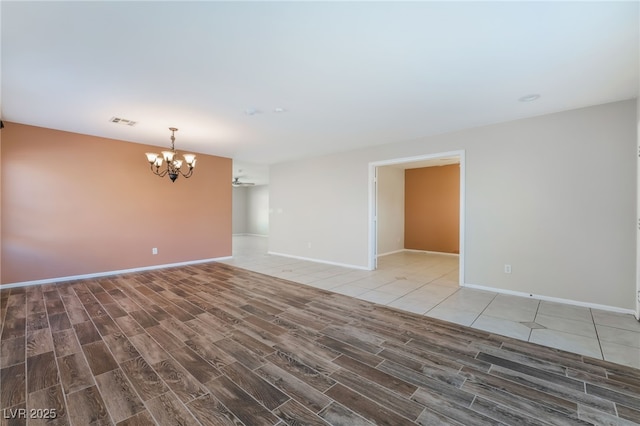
[1,262,640,425]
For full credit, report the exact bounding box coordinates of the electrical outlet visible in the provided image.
[152,248,158,255]
[637,291,640,303]
[504,264,512,274]
[307,242,312,249]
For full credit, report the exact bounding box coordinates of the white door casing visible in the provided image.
[368,150,465,284]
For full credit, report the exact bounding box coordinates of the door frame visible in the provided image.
[636,139,640,320]
[368,150,466,286]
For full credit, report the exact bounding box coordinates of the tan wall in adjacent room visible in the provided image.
[1,122,232,284]
[405,164,459,253]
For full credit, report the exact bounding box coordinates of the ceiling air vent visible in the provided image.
[109,117,137,126]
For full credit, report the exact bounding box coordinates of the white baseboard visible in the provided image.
[233,233,268,237]
[404,249,460,257]
[0,256,233,289]
[376,249,405,257]
[377,249,460,258]
[267,251,369,271]
[463,282,636,316]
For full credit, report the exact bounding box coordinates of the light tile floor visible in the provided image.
[221,235,640,369]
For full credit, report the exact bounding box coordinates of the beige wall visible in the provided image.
[232,186,248,234]
[637,95,640,318]
[232,185,269,236]
[1,123,232,284]
[246,185,269,236]
[376,166,405,255]
[270,100,637,310]
[405,165,459,253]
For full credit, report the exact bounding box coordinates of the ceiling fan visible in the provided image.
[232,177,255,187]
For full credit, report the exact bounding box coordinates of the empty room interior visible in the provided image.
[1,2,640,425]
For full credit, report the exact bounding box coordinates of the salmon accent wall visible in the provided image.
[405,164,460,253]
[0,128,3,279]
[1,123,232,284]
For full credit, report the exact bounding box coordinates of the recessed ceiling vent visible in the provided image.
[109,117,138,126]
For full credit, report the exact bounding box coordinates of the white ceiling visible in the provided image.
[2,1,638,186]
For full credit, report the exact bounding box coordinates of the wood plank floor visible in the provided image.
[1,262,640,425]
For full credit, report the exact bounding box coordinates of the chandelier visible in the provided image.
[145,128,196,182]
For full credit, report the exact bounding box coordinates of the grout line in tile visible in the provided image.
[591,309,606,362]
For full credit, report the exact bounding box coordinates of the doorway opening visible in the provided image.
[368,150,465,286]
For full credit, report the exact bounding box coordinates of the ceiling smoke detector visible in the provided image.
[110,117,138,126]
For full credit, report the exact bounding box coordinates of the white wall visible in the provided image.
[270,154,369,266]
[246,185,269,236]
[377,166,405,255]
[233,185,269,236]
[270,100,637,310]
[232,186,247,234]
